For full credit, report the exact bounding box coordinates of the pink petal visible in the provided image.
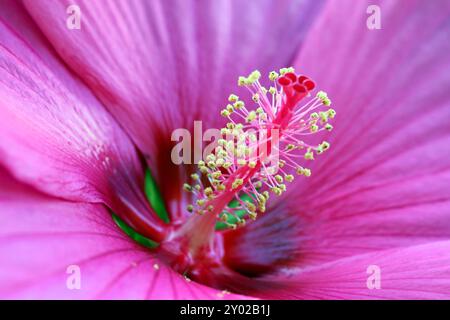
[225,0,450,267]
[0,168,252,300]
[289,0,450,263]
[22,0,324,208]
[0,1,165,237]
[259,241,450,299]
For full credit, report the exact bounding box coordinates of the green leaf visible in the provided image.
[111,213,159,249]
[144,168,170,223]
[215,193,254,230]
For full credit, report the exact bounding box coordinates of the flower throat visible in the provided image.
[115,67,336,285]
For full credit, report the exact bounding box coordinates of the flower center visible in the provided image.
[153,68,336,285]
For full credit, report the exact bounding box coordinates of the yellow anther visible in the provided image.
[319,111,328,123]
[207,205,214,212]
[248,161,257,168]
[226,104,234,113]
[248,70,261,83]
[304,150,315,160]
[217,184,226,191]
[221,109,230,117]
[246,111,257,123]
[194,184,201,191]
[257,194,266,203]
[285,174,294,182]
[279,68,288,75]
[228,94,239,102]
[204,187,213,196]
[183,183,192,192]
[232,178,244,189]
[248,212,258,220]
[296,167,311,176]
[286,144,296,150]
[207,161,216,168]
[228,223,237,230]
[252,181,261,189]
[196,199,206,206]
[310,112,319,119]
[216,158,225,167]
[190,173,199,180]
[269,71,279,81]
[223,162,232,169]
[325,123,333,131]
[234,101,245,109]
[218,150,228,158]
[310,125,319,133]
[252,93,260,103]
[275,175,283,183]
[211,171,222,179]
[187,204,194,212]
[238,76,248,86]
[316,90,328,100]
[246,202,256,212]
[317,141,330,154]
[237,159,246,166]
[210,180,219,188]
[271,187,282,196]
[269,86,277,95]
[327,108,336,118]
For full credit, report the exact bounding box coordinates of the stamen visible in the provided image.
[184,68,336,230]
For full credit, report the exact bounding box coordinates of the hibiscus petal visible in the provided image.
[0,1,165,238]
[259,241,450,299]
[291,0,450,263]
[22,0,325,211]
[0,168,251,299]
[226,0,450,267]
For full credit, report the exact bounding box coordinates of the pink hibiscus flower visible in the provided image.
[1,0,450,300]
